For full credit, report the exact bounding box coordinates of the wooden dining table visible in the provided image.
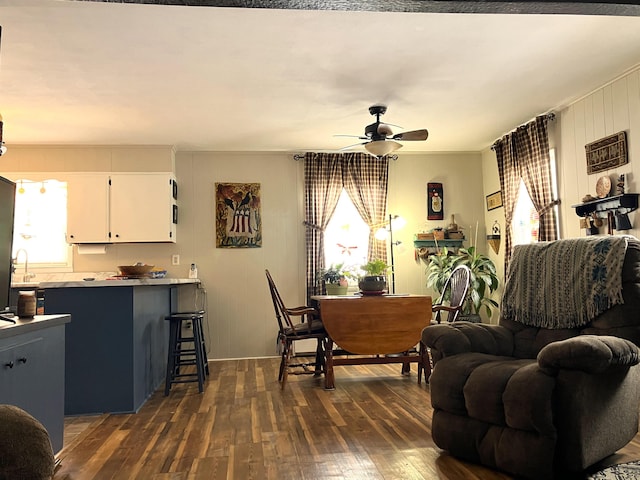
[311,294,432,389]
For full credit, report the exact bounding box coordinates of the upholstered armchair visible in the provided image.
[422,236,640,479]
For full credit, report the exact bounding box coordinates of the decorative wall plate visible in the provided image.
[596,176,611,198]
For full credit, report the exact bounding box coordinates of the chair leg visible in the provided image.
[164,318,180,396]
[314,338,324,377]
[192,320,205,393]
[420,343,432,384]
[280,340,292,390]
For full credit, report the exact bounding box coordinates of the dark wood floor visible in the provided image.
[54,358,640,480]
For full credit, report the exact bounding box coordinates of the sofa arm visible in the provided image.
[421,321,515,358]
[537,335,640,375]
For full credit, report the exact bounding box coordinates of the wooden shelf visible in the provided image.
[572,193,639,218]
[413,239,464,249]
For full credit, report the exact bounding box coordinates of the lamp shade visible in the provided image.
[365,140,402,157]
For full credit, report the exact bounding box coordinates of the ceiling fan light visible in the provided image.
[365,140,402,157]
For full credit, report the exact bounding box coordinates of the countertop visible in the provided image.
[12,278,200,289]
[0,314,71,340]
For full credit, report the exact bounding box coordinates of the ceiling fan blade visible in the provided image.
[334,134,368,140]
[392,129,429,141]
[339,141,368,151]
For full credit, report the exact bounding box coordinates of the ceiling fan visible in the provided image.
[337,104,428,157]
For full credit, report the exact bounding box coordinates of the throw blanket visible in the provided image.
[502,236,629,329]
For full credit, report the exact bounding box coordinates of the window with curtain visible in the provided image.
[303,152,389,299]
[494,114,559,271]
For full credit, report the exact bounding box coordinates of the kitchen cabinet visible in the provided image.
[67,174,110,243]
[66,172,177,244]
[0,315,70,453]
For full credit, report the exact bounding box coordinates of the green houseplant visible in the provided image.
[426,246,499,320]
[358,259,390,294]
[319,262,355,295]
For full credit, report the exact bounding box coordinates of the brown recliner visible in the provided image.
[422,236,640,479]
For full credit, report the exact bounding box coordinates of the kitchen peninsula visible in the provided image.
[39,278,199,415]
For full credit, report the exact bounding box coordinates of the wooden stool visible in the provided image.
[164,311,209,395]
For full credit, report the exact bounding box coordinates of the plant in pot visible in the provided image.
[358,259,390,295]
[319,262,355,295]
[426,246,499,321]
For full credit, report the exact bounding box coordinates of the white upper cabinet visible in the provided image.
[66,173,177,244]
[109,173,176,243]
[66,174,110,243]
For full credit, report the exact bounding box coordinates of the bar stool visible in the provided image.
[164,310,209,395]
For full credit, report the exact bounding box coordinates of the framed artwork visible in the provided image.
[585,131,628,174]
[215,182,262,248]
[427,182,444,220]
[486,191,503,211]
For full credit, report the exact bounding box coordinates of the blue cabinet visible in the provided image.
[0,316,69,453]
[44,285,173,415]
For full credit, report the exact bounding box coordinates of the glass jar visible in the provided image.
[17,291,36,318]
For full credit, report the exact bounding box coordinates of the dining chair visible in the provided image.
[421,264,471,383]
[431,264,471,324]
[265,269,326,389]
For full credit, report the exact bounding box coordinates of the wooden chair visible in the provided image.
[431,265,471,324]
[423,265,471,382]
[265,269,326,389]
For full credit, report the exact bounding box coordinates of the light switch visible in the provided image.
[171,254,180,265]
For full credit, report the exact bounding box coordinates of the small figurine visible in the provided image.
[616,174,625,195]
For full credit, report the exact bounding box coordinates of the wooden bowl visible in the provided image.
[118,265,155,277]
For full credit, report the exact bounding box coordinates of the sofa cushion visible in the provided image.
[431,353,556,437]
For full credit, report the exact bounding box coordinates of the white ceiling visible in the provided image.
[1,0,640,154]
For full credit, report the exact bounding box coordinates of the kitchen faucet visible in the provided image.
[13,248,36,283]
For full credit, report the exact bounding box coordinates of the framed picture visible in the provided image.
[486,191,503,211]
[427,182,444,220]
[215,182,262,248]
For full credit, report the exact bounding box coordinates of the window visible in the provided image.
[511,148,559,245]
[324,189,369,284]
[12,179,72,273]
[512,180,539,246]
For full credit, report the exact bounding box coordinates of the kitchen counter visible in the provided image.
[12,277,199,289]
[0,313,70,339]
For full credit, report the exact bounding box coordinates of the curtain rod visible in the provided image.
[491,112,556,151]
[293,153,398,161]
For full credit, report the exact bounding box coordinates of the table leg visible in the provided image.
[324,337,335,390]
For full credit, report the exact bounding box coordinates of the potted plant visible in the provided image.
[426,246,499,320]
[358,259,390,294]
[319,262,355,295]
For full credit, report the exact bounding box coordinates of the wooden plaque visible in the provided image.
[585,131,628,175]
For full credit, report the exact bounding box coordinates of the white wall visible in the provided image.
[388,152,486,298]
[557,66,640,239]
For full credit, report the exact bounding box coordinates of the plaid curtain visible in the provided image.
[495,114,558,271]
[342,152,389,263]
[515,116,559,243]
[495,136,520,272]
[303,152,343,299]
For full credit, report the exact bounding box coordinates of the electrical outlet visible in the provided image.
[171,254,180,265]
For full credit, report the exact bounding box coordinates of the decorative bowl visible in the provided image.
[118,265,155,277]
